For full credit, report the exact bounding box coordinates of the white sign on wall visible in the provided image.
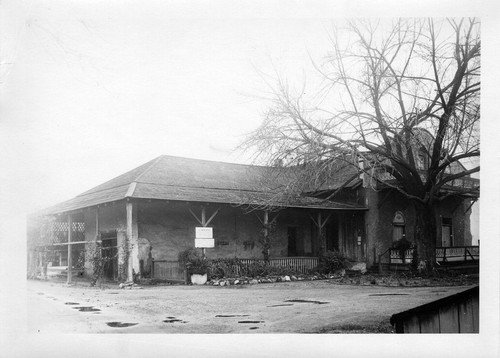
[195,238,215,248]
[195,227,213,239]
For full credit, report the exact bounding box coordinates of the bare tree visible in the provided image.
[242,18,480,271]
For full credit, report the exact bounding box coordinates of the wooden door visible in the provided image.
[442,225,452,247]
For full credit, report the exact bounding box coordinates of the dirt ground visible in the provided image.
[26,278,476,334]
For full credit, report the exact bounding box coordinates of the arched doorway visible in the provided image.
[392,211,406,242]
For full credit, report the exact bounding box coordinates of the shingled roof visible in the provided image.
[40,155,366,215]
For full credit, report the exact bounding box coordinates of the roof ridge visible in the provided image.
[132,181,263,193]
[156,154,268,168]
[134,155,164,182]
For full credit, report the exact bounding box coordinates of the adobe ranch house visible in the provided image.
[28,155,478,282]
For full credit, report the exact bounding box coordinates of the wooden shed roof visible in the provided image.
[39,155,366,215]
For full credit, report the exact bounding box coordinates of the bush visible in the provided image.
[178,248,209,275]
[207,258,305,278]
[317,250,352,274]
[392,237,412,251]
[209,258,242,278]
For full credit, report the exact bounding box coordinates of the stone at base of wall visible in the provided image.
[348,262,367,274]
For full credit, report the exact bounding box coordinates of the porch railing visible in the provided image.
[384,246,479,266]
[389,249,414,264]
[435,246,479,263]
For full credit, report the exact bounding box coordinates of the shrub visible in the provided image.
[178,248,209,275]
[317,250,352,274]
[209,258,242,278]
[391,237,412,251]
[86,241,118,286]
[208,258,305,278]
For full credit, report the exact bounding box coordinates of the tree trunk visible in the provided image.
[413,201,437,273]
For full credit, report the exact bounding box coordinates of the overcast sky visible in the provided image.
[2,1,498,217]
[1,0,500,355]
[1,1,342,214]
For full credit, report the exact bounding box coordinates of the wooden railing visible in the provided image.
[151,260,187,283]
[389,249,415,264]
[152,257,319,282]
[435,246,479,263]
[382,246,479,266]
[239,257,319,275]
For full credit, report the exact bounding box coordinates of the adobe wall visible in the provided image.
[364,188,473,267]
[436,197,473,247]
[136,201,314,261]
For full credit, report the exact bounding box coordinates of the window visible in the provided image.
[417,148,427,170]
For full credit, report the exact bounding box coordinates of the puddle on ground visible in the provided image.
[285,299,329,305]
[65,302,79,305]
[249,327,259,330]
[72,306,101,312]
[107,292,119,295]
[369,294,409,296]
[163,316,188,323]
[268,304,294,307]
[215,314,250,318]
[238,321,264,324]
[106,322,138,328]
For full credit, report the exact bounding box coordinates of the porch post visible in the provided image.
[318,212,326,255]
[201,206,206,258]
[95,207,99,241]
[126,201,133,282]
[67,214,72,284]
[264,210,269,259]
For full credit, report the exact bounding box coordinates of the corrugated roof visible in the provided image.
[39,155,366,215]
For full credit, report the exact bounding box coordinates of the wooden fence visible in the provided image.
[238,257,319,275]
[390,286,479,333]
[152,257,319,282]
[151,260,187,283]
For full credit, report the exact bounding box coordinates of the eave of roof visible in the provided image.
[36,155,367,216]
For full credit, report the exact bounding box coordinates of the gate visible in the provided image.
[151,260,187,283]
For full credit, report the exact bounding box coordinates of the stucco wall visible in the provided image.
[136,201,314,261]
[436,197,472,247]
[365,188,473,266]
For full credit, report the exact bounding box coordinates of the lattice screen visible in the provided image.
[51,221,85,242]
